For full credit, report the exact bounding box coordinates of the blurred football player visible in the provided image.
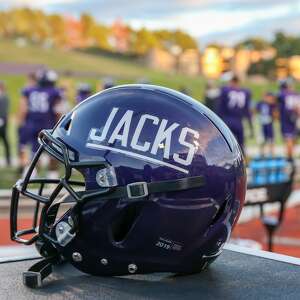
[256,92,277,156]
[204,80,220,112]
[0,81,11,166]
[277,78,300,158]
[76,83,92,103]
[218,75,253,153]
[18,69,62,175]
[102,77,115,90]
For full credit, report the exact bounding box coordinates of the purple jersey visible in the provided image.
[218,86,252,147]
[22,86,61,129]
[256,101,275,125]
[278,90,300,136]
[218,86,252,128]
[256,101,275,140]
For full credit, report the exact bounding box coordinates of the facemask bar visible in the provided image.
[10,129,113,245]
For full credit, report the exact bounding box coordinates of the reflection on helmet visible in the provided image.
[10,84,246,288]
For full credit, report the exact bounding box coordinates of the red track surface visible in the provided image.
[232,204,300,258]
[0,219,32,245]
[1,205,300,258]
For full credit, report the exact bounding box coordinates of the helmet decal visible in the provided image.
[87,106,200,174]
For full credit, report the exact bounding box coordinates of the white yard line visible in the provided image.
[272,236,300,247]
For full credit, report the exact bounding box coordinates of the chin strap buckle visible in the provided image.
[127,182,149,199]
[23,257,57,288]
[23,270,44,288]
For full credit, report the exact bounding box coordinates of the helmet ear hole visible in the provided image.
[110,202,144,243]
[63,118,72,131]
[210,199,227,225]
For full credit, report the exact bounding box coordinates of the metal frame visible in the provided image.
[10,129,114,246]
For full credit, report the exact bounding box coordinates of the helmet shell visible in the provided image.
[52,85,246,275]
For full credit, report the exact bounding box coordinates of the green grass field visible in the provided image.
[0,38,209,111]
[0,38,296,188]
[0,38,289,112]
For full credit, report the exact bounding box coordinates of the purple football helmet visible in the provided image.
[10,85,246,288]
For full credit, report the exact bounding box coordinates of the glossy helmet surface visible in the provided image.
[11,84,246,279]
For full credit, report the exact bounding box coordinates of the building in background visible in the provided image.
[178,49,200,76]
[201,47,223,79]
[145,48,176,72]
[233,49,252,81]
[288,56,300,80]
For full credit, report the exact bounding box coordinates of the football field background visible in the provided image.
[0,39,300,188]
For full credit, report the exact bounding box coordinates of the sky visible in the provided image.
[1,0,300,46]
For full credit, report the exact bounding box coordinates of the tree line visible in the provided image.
[0,8,198,55]
[1,7,300,78]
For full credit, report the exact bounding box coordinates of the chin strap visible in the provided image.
[23,256,60,288]
[23,238,62,288]
[81,175,206,201]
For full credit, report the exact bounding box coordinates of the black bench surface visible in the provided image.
[0,248,300,299]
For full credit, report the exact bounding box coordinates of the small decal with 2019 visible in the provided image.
[155,237,183,251]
